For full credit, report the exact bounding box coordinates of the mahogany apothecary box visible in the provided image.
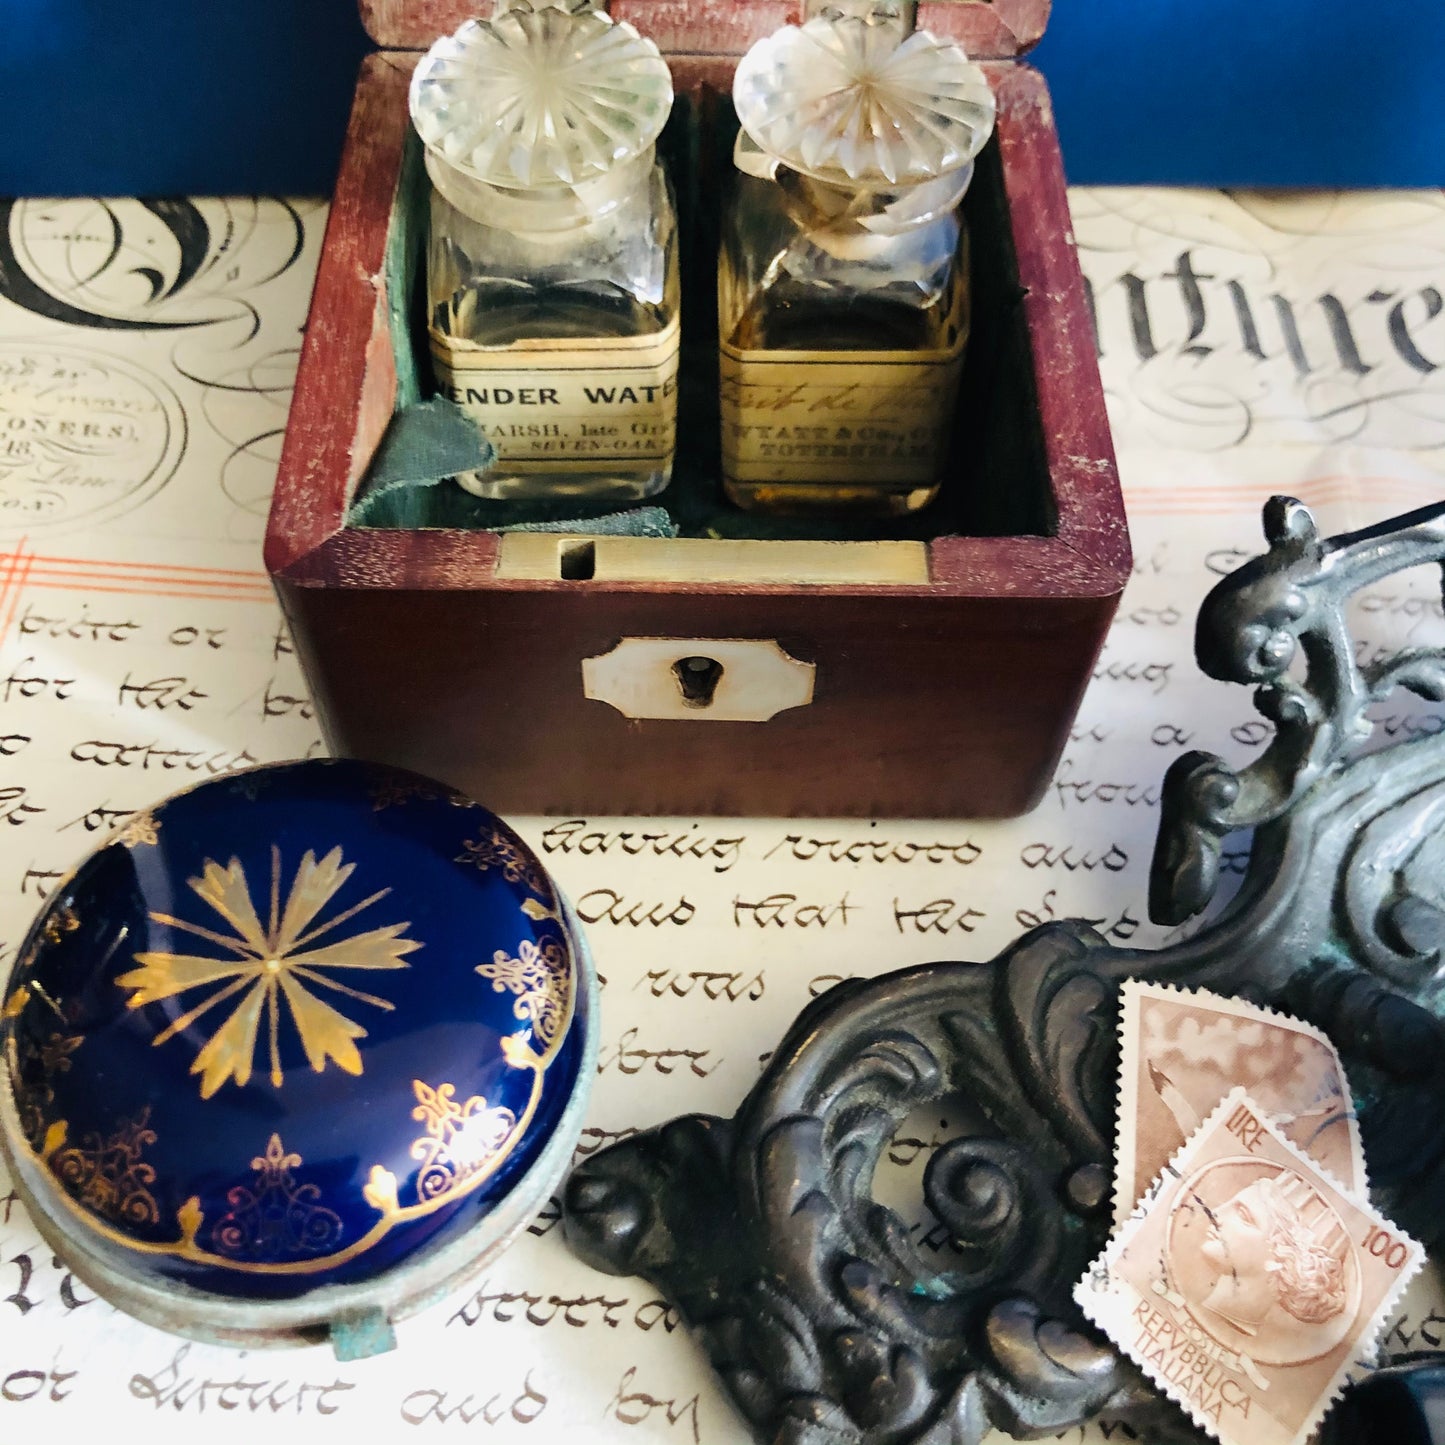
[266,0,1128,818]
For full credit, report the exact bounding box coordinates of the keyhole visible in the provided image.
[673,655,724,708]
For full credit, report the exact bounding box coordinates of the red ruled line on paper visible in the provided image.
[0,539,35,647]
[27,552,265,579]
[24,568,272,597]
[0,544,273,634]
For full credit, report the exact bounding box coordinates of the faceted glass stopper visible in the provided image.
[733,15,996,186]
[409,1,674,189]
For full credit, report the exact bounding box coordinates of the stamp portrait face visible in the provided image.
[1164,1157,1361,1366]
[1078,1089,1423,1445]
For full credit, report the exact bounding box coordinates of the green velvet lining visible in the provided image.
[347,398,496,528]
[346,90,1055,544]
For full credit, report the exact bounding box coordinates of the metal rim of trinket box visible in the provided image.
[562,496,1445,1444]
[0,759,598,1358]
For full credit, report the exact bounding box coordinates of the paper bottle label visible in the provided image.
[719,339,965,487]
[431,317,679,473]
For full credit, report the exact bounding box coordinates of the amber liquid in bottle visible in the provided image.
[719,174,971,516]
[721,6,992,516]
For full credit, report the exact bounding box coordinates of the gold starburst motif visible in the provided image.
[116,846,420,1098]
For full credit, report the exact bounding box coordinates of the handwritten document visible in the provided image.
[1,189,1443,1441]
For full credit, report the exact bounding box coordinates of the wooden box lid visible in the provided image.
[359,0,1049,60]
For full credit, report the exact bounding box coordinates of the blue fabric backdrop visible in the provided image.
[0,1,1440,195]
[1033,0,1443,188]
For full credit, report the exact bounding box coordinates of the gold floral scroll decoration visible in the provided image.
[368,775,482,810]
[41,903,81,947]
[114,812,160,848]
[409,1080,518,1201]
[211,1133,343,1259]
[13,1029,84,1150]
[455,830,552,898]
[48,1110,160,1227]
[474,935,572,1068]
[368,776,445,810]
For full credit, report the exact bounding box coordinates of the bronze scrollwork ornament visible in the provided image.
[563,497,1445,1444]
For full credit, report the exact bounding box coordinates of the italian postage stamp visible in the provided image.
[1112,982,1365,1228]
[1078,1088,1422,1445]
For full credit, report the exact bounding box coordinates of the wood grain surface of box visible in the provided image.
[266,0,1129,819]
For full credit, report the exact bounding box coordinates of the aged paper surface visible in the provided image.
[1,189,1444,1441]
[1079,1090,1423,1445]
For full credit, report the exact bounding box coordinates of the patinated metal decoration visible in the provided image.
[1151,495,1445,933]
[563,497,1445,1444]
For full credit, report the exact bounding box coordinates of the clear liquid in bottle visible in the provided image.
[411,1,679,504]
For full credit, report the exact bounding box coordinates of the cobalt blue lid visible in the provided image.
[0,759,596,1354]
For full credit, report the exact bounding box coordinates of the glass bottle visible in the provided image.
[719,1,996,515]
[410,0,679,502]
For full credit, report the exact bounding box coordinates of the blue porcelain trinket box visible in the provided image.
[0,760,597,1356]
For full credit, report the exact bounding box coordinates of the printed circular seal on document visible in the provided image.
[1164,1157,1362,1366]
[0,342,186,535]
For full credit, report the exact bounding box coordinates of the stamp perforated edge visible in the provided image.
[1083,1086,1422,1445]
[1109,981,1367,1232]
